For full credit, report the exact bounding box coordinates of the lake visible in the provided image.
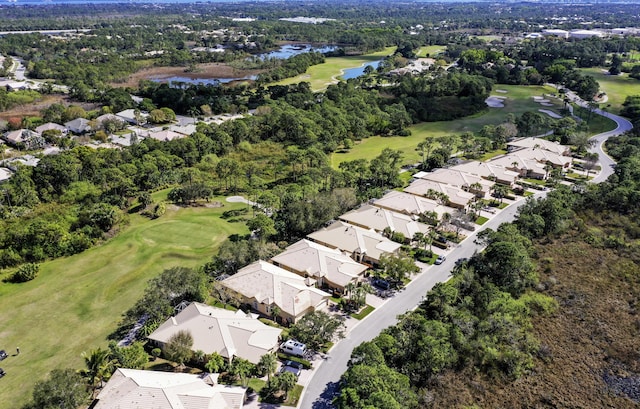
[255,44,337,60]
[341,60,383,80]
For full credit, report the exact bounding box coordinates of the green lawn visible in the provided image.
[0,196,249,409]
[275,47,396,91]
[351,305,375,320]
[331,84,560,168]
[580,67,640,113]
[416,45,446,57]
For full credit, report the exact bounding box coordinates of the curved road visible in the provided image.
[300,100,632,409]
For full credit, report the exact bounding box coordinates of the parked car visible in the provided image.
[280,360,303,378]
[0,368,5,378]
[0,350,7,361]
[371,277,391,290]
[435,255,446,265]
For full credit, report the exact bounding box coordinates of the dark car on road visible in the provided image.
[0,350,7,361]
[280,360,303,378]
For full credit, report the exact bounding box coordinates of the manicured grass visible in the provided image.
[351,305,375,320]
[275,47,396,91]
[248,378,267,393]
[416,45,446,57]
[573,104,619,134]
[477,149,507,161]
[331,84,560,168]
[284,384,304,406]
[475,216,489,225]
[0,196,249,409]
[580,67,640,113]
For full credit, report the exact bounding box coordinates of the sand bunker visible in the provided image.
[496,89,508,93]
[538,109,562,119]
[486,96,505,108]
[540,102,554,106]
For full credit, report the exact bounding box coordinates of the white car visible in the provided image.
[435,255,446,265]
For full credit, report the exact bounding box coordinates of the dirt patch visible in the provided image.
[0,95,98,121]
[111,63,265,88]
[204,201,224,208]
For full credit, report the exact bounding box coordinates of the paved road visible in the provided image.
[300,193,543,409]
[563,88,633,183]
[300,95,633,409]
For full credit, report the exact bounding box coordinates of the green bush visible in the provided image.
[276,353,312,369]
[11,263,40,283]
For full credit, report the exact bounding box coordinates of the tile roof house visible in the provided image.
[146,129,186,142]
[0,167,13,183]
[64,118,92,134]
[35,122,67,135]
[417,168,494,197]
[270,239,368,294]
[507,137,571,156]
[116,109,149,125]
[373,190,451,220]
[490,148,571,179]
[307,221,402,266]
[221,260,330,324]
[404,179,475,209]
[339,204,431,242]
[449,161,520,186]
[92,368,245,409]
[148,302,281,364]
[2,129,45,150]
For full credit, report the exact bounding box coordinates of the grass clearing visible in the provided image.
[475,216,489,225]
[0,195,249,409]
[331,84,560,168]
[351,305,375,320]
[580,67,640,113]
[416,45,446,57]
[275,47,396,91]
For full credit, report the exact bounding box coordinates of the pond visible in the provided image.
[150,75,257,86]
[255,44,338,60]
[341,60,383,80]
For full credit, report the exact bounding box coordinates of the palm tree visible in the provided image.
[412,232,425,248]
[81,348,116,396]
[417,138,435,168]
[258,353,278,381]
[278,371,297,399]
[270,304,282,324]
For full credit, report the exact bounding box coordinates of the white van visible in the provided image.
[280,339,307,357]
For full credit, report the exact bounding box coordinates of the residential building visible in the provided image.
[449,161,520,186]
[35,122,67,135]
[507,137,571,156]
[146,129,186,142]
[0,167,12,183]
[373,190,450,219]
[404,179,475,209]
[116,109,149,125]
[64,117,92,134]
[307,221,402,266]
[92,368,245,409]
[570,30,604,39]
[271,239,368,294]
[2,129,45,150]
[221,260,330,324]
[416,168,494,197]
[339,204,431,242]
[491,148,572,179]
[148,302,281,364]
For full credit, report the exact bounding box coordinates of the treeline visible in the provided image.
[255,52,325,84]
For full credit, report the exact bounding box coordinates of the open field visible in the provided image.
[331,84,560,168]
[0,195,248,408]
[580,67,640,113]
[274,47,396,91]
[416,45,446,57]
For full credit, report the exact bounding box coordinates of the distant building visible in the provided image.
[64,118,91,134]
[542,29,569,39]
[569,30,604,39]
[2,129,45,150]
